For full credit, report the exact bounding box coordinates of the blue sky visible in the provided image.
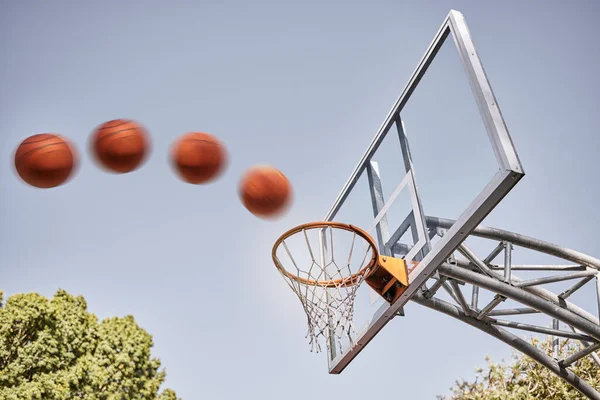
[1,1,599,398]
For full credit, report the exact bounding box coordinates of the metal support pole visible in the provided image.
[490,264,585,271]
[597,274,600,322]
[515,271,597,288]
[489,319,593,341]
[552,319,559,359]
[503,241,512,283]
[471,285,479,310]
[488,308,539,316]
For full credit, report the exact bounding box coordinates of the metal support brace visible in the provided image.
[450,280,472,316]
[568,325,600,368]
[558,275,595,300]
[458,244,496,278]
[442,281,461,305]
[485,241,505,263]
[559,342,600,368]
[477,294,506,320]
[424,275,447,299]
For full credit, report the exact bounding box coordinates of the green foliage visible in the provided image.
[440,337,600,400]
[0,290,180,400]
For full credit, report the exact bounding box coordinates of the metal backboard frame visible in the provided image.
[324,9,525,374]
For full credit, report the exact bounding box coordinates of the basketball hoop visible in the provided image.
[272,222,409,353]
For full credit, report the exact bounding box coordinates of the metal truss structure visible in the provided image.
[412,216,600,399]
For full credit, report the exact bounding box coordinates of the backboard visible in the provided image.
[322,10,525,373]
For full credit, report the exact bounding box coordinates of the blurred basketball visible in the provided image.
[239,165,292,218]
[14,134,78,189]
[90,119,150,173]
[170,132,227,184]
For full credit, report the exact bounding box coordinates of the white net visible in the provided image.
[272,223,376,353]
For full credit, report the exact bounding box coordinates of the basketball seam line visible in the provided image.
[94,127,144,144]
[15,143,71,166]
[99,120,133,130]
[177,139,221,145]
[21,135,62,145]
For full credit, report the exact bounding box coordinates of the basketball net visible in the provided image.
[272,223,377,354]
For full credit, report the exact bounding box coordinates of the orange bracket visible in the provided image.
[364,256,411,304]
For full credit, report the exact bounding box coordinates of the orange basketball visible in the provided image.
[90,119,150,173]
[170,132,227,184]
[14,134,78,189]
[239,165,292,218]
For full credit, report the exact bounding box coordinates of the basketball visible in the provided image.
[238,165,292,218]
[90,119,150,173]
[14,134,78,189]
[170,132,227,184]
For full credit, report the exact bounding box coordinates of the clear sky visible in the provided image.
[1,0,599,398]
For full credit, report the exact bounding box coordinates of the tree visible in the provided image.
[439,337,600,400]
[0,290,180,400]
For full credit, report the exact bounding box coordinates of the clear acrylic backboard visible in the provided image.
[322,9,525,374]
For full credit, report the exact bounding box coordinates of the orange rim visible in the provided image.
[272,221,379,288]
